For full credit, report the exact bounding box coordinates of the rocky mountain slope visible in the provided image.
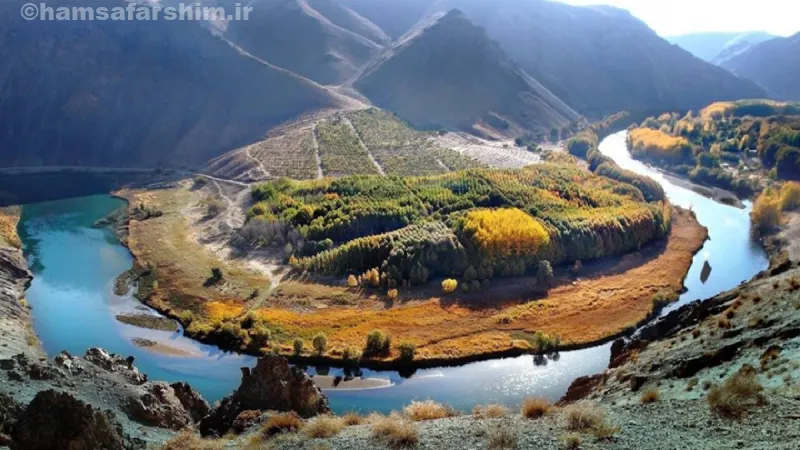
[0,0,348,169]
[355,10,580,135]
[721,33,800,101]
[221,0,384,85]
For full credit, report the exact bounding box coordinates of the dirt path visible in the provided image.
[342,116,386,176]
[244,147,270,180]
[435,158,451,172]
[311,125,325,179]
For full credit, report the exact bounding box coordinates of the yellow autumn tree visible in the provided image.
[751,190,782,234]
[441,279,458,294]
[347,274,359,288]
[779,182,800,211]
[463,208,551,258]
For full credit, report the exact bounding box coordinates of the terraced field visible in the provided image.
[316,118,382,177]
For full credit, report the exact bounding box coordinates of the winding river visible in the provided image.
[18,131,768,413]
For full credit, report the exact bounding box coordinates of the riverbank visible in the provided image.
[120,174,708,370]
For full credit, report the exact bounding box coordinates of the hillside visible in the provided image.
[354,10,580,135]
[222,0,384,85]
[340,0,437,39]
[370,0,768,117]
[0,0,347,169]
[722,33,800,101]
[667,32,776,63]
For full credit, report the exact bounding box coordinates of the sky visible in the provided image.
[561,0,800,37]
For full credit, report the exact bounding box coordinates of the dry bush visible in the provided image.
[521,397,551,419]
[160,431,224,450]
[592,421,620,441]
[717,316,731,329]
[342,412,364,426]
[563,403,604,431]
[473,404,510,418]
[261,412,303,437]
[371,414,419,448]
[559,432,582,450]
[487,425,518,449]
[640,388,661,404]
[304,416,345,439]
[708,365,764,418]
[403,400,455,421]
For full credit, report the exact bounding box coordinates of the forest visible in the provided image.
[626,100,800,195]
[245,162,671,292]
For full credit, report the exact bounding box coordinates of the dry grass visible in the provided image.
[640,388,661,404]
[160,431,224,450]
[303,416,345,439]
[487,425,518,449]
[403,400,456,421]
[371,414,419,448]
[260,412,303,437]
[521,398,551,419]
[717,316,732,329]
[0,207,22,249]
[559,432,582,450]
[563,403,605,431]
[342,412,364,426]
[473,404,510,418]
[708,365,764,418]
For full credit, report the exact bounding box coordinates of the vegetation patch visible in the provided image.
[0,207,22,249]
[115,314,179,332]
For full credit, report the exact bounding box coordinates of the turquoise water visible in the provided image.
[18,132,769,412]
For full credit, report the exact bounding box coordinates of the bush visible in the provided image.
[536,261,554,288]
[251,183,278,202]
[441,278,458,294]
[473,404,509,418]
[371,414,419,448]
[559,433,582,450]
[398,342,416,362]
[293,338,304,355]
[342,412,363,426]
[261,412,303,437]
[205,199,225,218]
[387,289,399,300]
[521,398,551,419]
[365,330,391,357]
[403,400,455,421]
[564,403,605,430]
[780,182,800,210]
[347,274,359,288]
[303,416,344,439]
[487,425,518,450]
[640,388,660,404]
[707,365,764,418]
[312,333,327,355]
[159,431,223,450]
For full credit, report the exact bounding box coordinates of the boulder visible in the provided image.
[12,390,125,450]
[84,348,147,384]
[200,355,330,436]
[124,382,197,430]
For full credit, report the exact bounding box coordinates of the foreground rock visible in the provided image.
[0,349,209,448]
[200,355,330,436]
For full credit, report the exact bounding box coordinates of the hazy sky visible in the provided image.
[562,0,799,37]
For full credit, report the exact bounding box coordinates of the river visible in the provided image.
[17,131,768,413]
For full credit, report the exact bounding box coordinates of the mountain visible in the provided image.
[354,10,580,135]
[417,0,767,117]
[721,33,800,101]
[668,32,776,63]
[340,0,437,39]
[0,0,346,169]
[221,0,385,85]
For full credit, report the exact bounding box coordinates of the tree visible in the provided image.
[536,261,554,287]
[387,289,399,300]
[441,279,458,294]
[293,338,304,355]
[312,333,327,355]
[751,191,782,235]
[398,343,416,362]
[365,330,391,357]
[347,274,359,288]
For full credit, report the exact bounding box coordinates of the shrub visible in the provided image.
[347,274,359,288]
[303,416,344,439]
[779,182,800,210]
[441,278,458,294]
[707,365,764,418]
[371,414,419,448]
[293,338,304,355]
[473,404,509,418]
[536,260,554,287]
[312,333,328,355]
[559,433,582,450]
[251,183,278,202]
[387,289,399,300]
[641,388,660,404]
[261,412,303,437]
[342,346,361,362]
[563,403,604,430]
[403,400,455,421]
[159,431,223,450]
[398,342,416,362]
[365,329,391,357]
[487,425,518,449]
[205,199,225,218]
[521,398,551,419]
[342,412,364,426]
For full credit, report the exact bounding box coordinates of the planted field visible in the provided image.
[316,118,381,177]
[346,109,482,176]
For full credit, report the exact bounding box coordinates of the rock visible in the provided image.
[6,370,24,382]
[12,390,126,450]
[170,382,211,423]
[84,348,147,385]
[200,355,330,436]
[559,373,605,404]
[0,393,24,437]
[124,382,196,431]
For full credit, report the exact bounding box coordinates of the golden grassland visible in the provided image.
[125,180,706,365]
[0,206,22,249]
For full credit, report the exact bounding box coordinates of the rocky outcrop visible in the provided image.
[124,382,202,431]
[170,382,211,424]
[11,390,126,450]
[0,247,39,360]
[200,355,330,436]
